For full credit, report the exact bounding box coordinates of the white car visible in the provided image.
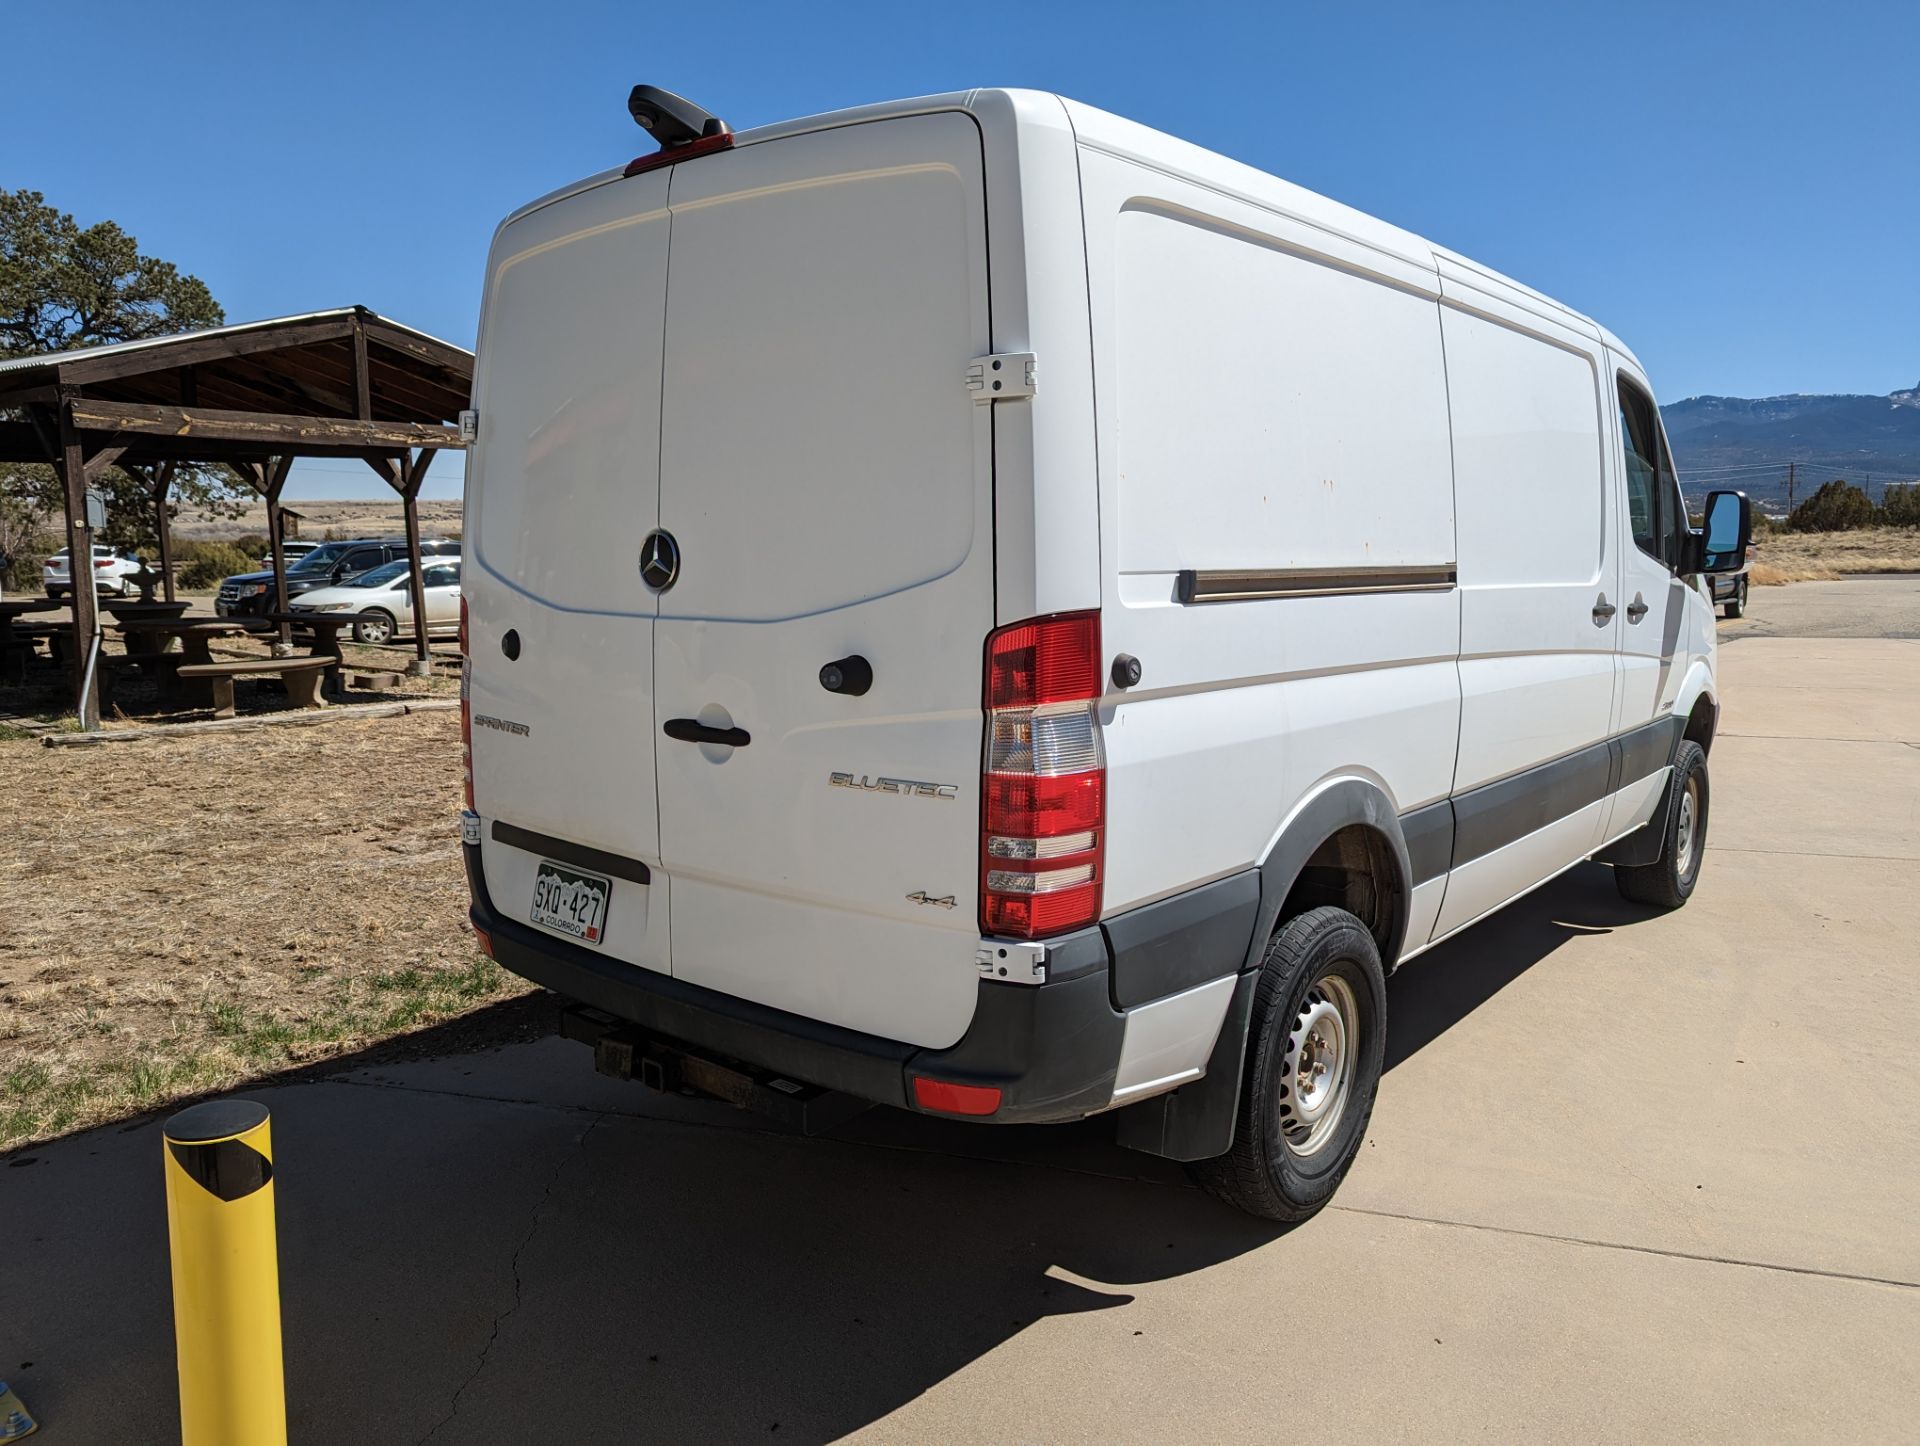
[44,545,147,598]
[460,86,1751,1223]
[292,557,461,644]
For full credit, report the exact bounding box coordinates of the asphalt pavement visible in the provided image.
[5,577,1917,1443]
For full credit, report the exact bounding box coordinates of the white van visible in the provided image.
[459,86,1750,1221]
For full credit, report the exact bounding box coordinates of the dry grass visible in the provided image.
[1749,527,1920,584]
[0,710,531,1151]
[172,497,463,541]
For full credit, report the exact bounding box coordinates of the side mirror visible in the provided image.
[1688,490,1750,574]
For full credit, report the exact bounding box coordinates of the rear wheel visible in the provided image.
[1615,740,1708,909]
[353,609,396,645]
[1190,906,1386,1222]
[1722,579,1746,619]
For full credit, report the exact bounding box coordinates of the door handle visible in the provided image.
[1592,594,1616,625]
[663,718,751,748]
[1626,594,1649,623]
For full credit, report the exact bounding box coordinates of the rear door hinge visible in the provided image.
[458,408,480,443]
[966,352,1036,403]
[977,939,1047,986]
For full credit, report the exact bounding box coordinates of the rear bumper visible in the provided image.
[465,841,1234,1125]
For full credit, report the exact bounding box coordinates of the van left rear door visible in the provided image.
[466,167,671,978]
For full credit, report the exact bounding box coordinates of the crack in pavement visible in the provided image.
[417,1111,608,1444]
[1331,1204,1920,1292]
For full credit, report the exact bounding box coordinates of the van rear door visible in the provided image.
[652,113,995,1049]
[466,167,673,977]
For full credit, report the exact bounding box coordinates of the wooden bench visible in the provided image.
[174,656,333,718]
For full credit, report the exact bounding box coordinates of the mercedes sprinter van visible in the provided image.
[459,87,1751,1221]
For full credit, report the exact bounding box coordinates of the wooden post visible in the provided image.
[153,462,177,603]
[53,393,101,729]
[401,449,435,676]
[350,311,373,423]
[264,455,294,655]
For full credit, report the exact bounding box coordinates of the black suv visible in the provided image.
[215,537,459,617]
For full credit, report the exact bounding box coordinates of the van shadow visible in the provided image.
[7,864,1655,1443]
[1383,860,1658,1072]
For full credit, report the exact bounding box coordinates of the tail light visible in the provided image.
[623,130,733,178]
[459,597,474,811]
[980,611,1105,939]
[94,559,113,569]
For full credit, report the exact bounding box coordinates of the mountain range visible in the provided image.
[1662,382,1920,508]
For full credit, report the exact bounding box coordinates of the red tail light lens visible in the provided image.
[980,611,1105,941]
[911,1077,1002,1116]
[985,611,1101,709]
[624,130,734,178]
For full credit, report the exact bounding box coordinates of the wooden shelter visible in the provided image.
[0,308,472,728]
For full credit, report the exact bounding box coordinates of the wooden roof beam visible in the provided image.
[67,398,467,452]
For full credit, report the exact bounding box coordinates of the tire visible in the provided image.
[1722,579,1745,619]
[353,609,396,646]
[1189,906,1387,1222]
[1614,740,1709,909]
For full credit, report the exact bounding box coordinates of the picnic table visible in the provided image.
[107,615,344,715]
[0,598,66,685]
[255,610,350,666]
[113,617,252,665]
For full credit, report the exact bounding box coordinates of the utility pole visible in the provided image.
[1786,461,1796,514]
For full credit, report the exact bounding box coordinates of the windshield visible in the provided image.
[348,559,412,588]
[290,544,353,573]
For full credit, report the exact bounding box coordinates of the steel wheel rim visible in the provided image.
[1278,973,1359,1157]
[1675,777,1701,879]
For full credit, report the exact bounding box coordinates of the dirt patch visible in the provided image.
[170,497,463,542]
[0,709,532,1151]
[1749,528,1920,584]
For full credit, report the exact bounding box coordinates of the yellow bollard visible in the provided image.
[162,1099,288,1446]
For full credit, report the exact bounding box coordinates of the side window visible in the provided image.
[344,548,384,573]
[1616,379,1665,565]
[421,564,457,589]
[1654,424,1684,571]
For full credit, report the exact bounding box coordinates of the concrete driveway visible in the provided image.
[6,579,1917,1443]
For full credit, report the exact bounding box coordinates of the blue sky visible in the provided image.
[7,1,1917,500]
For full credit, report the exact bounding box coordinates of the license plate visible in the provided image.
[529,861,611,945]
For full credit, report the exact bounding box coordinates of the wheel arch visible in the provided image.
[1248,776,1413,972]
[1672,661,1719,756]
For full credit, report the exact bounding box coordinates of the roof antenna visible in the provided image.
[627,85,731,148]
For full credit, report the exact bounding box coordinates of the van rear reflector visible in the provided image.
[911,1077,1002,1116]
[624,131,734,178]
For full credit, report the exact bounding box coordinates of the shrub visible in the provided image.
[1788,479,1875,533]
[175,540,259,590]
[1881,483,1920,529]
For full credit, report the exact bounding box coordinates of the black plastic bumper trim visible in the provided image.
[1102,870,1259,1011]
[467,842,1128,1124]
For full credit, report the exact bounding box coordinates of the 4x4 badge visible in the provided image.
[907,891,956,909]
[639,529,679,591]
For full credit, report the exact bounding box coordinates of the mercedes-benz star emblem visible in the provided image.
[639,529,680,591]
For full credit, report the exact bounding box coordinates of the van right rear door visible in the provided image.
[650,114,997,1050]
